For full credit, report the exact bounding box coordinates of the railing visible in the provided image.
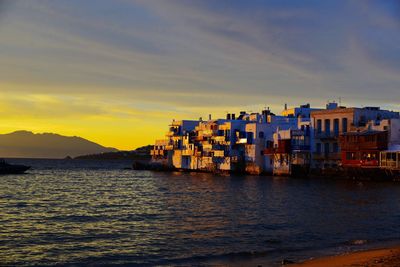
[213,150,225,157]
[291,145,311,151]
[201,130,217,137]
[314,131,339,139]
[165,145,174,151]
[194,136,207,141]
[165,131,175,137]
[340,141,387,151]
[151,150,165,156]
[213,136,227,142]
[236,138,248,144]
[202,144,213,150]
[381,160,399,169]
[313,152,341,160]
[182,149,193,156]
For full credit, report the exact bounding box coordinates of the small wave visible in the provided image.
[349,239,368,245]
[49,214,107,223]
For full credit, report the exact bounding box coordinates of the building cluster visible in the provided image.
[151,102,400,176]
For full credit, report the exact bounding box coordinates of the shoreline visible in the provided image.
[214,242,400,267]
[289,246,400,267]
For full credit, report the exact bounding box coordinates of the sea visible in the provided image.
[1,158,400,266]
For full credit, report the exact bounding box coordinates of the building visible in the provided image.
[310,103,399,169]
[339,130,388,167]
[266,120,311,175]
[380,148,400,171]
[150,102,399,177]
[151,105,317,174]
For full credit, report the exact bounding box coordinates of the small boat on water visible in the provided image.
[0,159,30,174]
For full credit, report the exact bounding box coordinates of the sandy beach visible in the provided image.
[290,246,400,267]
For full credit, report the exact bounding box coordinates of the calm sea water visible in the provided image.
[1,159,400,266]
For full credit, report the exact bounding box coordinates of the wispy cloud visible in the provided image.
[0,0,399,147]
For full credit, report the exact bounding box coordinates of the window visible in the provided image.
[346,152,353,160]
[342,118,348,133]
[325,119,331,135]
[334,119,339,136]
[317,119,322,134]
[333,142,339,153]
[259,131,264,138]
[316,143,321,154]
[266,140,273,148]
[324,143,330,154]
[247,132,254,144]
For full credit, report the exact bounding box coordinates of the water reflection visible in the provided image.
[1,160,400,266]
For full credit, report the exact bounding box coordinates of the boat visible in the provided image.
[0,159,30,174]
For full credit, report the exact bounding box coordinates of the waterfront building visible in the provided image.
[150,103,399,176]
[339,130,388,167]
[310,103,399,169]
[379,119,400,173]
[151,119,199,168]
[265,119,312,175]
[339,118,400,168]
[150,139,169,165]
[380,149,400,171]
[151,105,317,173]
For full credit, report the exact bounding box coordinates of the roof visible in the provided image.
[384,145,400,152]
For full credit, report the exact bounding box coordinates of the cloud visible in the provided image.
[0,0,399,148]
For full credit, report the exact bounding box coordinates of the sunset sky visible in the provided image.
[1,0,399,150]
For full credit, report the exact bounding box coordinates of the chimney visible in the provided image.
[227,113,231,120]
[209,114,212,120]
[284,103,287,110]
[232,113,236,120]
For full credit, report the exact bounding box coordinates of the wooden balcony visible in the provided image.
[340,131,388,151]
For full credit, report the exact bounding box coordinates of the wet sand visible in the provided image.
[290,246,400,267]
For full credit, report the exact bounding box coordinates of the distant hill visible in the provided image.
[0,131,118,158]
[74,145,152,160]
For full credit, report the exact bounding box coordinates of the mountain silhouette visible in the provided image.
[0,131,118,158]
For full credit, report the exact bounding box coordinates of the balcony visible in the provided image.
[213,150,226,157]
[263,148,275,155]
[194,136,207,141]
[202,129,217,137]
[182,149,194,156]
[166,131,175,137]
[165,145,174,151]
[213,136,227,142]
[314,131,339,140]
[291,145,311,151]
[202,144,213,150]
[313,152,341,160]
[151,150,165,156]
[236,138,248,144]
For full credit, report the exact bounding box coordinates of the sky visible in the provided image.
[0,0,399,150]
